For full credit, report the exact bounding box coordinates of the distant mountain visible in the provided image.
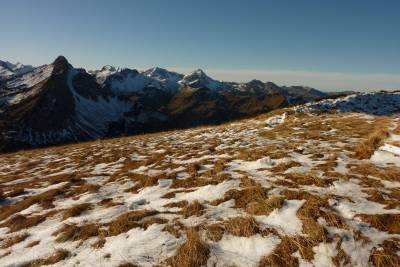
[178,69,223,90]
[0,60,34,80]
[297,91,400,115]
[0,57,168,151]
[0,56,327,151]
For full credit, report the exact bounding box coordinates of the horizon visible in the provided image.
[2,0,400,91]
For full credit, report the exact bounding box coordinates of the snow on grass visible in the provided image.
[208,234,281,267]
[311,241,338,267]
[70,224,179,267]
[329,180,400,218]
[0,111,399,266]
[177,179,240,202]
[256,199,305,235]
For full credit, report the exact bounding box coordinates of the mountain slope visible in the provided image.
[297,91,400,115]
[0,60,34,80]
[0,106,399,266]
[0,57,168,151]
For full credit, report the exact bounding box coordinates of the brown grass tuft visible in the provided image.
[0,186,68,221]
[357,214,400,234]
[54,223,100,242]
[258,236,299,266]
[0,233,29,249]
[26,240,40,248]
[179,201,206,218]
[167,228,210,267]
[212,186,269,209]
[117,263,140,267]
[163,220,185,238]
[66,183,99,198]
[321,211,349,229]
[25,249,70,266]
[187,162,201,177]
[1,214,47,233]
[246,195,285,216]
[205,223,225,241]
[107,210,159,236]
[62,203,93,220]
[353,128,389,159]
[4,188,26,198]
[284,172,332,187]
[369,238,400,267]
[224,216,263,237]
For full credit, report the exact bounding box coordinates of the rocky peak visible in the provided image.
[52,55,71,75]
[101,65,117,72]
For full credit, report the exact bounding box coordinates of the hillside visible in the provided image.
[0,98,399,266]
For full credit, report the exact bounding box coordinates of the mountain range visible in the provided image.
[0,56,327,152]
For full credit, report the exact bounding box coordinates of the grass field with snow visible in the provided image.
[0,108,399,267]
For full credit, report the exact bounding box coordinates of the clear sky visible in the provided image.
[2,0,400,91]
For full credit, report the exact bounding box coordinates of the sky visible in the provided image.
[1,0,400,91]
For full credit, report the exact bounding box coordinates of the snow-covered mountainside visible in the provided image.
[2,55,400,153]
[178,69,223,90]
[0,60,34,80]
[0,56,168,151]
[297,91,400,115]
[143,67,184,90]
[1,56,306,152]
[90,64,324,102]
[0,108,399,266]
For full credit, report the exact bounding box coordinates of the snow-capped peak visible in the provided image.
[101,65,117,72]
[0,59,34,79]
[179,68,222,90]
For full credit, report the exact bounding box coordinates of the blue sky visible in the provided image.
[2,0,400,91]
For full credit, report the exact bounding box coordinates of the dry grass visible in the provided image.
[163,220,185,238]
[353,127,389,159]
[281,190,330,257]
[4,188,26,198]
[212,185,269,208]
[246,195,285,216]
[205,223,225,241]
[117,263,140,267]
[364,189,399,209]
[62,203,93,220]
[167,228,210,267]
[66,183,99,198]
[369,238,400,267]
[258,236,293,266]
[26,240,40,248]
[170,177,217,189]
[0,186,68,221]
[54,223,101,242]
[178,201,205,218]
[0,213,48,233]
[284,172,333,187]
[349,164,400,182]
[25,249,70,267]
[357,214,400,234]
[321,211,349,229]
[107,210,159,236]
[0,233,29,249]
[187,162,201,177]
[224,216,266,237]
[270,161,302,173]
[125,174,161,193]
[314,153,338,172]
[332,238,352,267]
[98,198,121,207]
